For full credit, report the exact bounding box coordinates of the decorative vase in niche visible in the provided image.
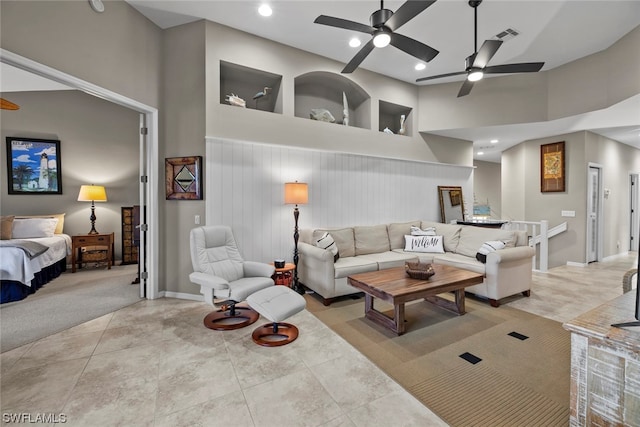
[398,114,406,135]
[342,91,349,126]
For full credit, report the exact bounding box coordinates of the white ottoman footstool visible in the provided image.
[246,285,307,347]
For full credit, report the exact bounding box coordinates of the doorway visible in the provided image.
[1,49,159,299]
[586,164,603,263]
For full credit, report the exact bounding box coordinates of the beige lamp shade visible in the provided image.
[284,182,308,205]
[77,185,108,202]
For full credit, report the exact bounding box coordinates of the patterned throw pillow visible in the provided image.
[315,232,340,262]
[404,235,444,253]
[410,226,436,236]
[475,241,507,263]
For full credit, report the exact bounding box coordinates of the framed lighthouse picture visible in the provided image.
[6,137,62,194]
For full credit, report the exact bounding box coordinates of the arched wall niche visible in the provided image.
[294,71,371,130]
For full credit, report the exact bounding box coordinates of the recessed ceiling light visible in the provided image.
[258,4,272,17]
[415,63,426,71]
[490,139,498,143]
[477,151,484,156]
[349,38,361,48]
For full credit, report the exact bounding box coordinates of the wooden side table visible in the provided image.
[270,263,296,287]
[71,232,114,273]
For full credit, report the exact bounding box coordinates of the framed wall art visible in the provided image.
[165,156,202,200]
[541,141,565,193]
[6,137,62,194]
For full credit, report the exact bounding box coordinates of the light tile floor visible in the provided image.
[1,253,635,426]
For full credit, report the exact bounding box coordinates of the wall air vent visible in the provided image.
[492,28,520,42]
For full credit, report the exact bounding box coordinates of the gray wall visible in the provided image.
[0,90,141,260]
[501,131,640,268]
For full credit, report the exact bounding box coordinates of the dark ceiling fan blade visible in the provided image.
[484,62,545,74]
[416,70,467,82]
[385,1,437,32]
[457,79,475,97]
[390,33,439,63]
[471,39,502,69]
[314,15,374,34]
[342,39,376,73]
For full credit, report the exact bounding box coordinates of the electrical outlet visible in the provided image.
[195,215,200,225]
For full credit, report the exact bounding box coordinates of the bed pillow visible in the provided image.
[16,213,65,234]
[315,232,339,262]
[404,235,445,253]
[11,218,59,239]
[1,215,15,240]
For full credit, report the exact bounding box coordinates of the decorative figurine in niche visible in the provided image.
[252,87,272,100]
[310,108,335,123]
[342,92,349,126]
[225,93,246,107]
[399,114,406,135]
[383,127,394,134]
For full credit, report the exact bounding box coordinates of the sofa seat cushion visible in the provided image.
[432,253,486,275]
[354,224,390,255]
[454,227,516,258]
[334,256,378,279]
[359,251,419,270]
[392,249,436,264]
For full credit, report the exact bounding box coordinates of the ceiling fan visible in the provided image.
[314,1,439,74]
[416,0,544,97]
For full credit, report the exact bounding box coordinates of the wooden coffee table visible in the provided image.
[347,265,484,335]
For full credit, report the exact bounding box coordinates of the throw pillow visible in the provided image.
[475,240,507,263]
[1,215,15,240]
[11,218,59,239]
[410,226,436,236]
[404,235,445,253]
[315,232,340,262]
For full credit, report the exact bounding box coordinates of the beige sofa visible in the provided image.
[298,220,535,307]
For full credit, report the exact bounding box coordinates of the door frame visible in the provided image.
[630,173,640,252]
[586,163,604,263]
[1,49,160,299]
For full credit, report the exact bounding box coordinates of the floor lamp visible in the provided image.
[284,182,308,294]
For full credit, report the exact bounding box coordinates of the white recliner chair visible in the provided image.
[189,225,275,330]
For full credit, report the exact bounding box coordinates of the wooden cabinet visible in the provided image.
[71,233,114,273]
[121,206,139,265]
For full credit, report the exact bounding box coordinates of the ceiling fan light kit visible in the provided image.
[373,30,391,48]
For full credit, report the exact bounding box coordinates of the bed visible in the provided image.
[1,214,71,304]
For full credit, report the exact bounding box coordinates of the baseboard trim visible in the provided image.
[566,261,587,267]
[163,291,203,302]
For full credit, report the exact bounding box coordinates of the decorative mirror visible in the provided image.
[438,186,465,224]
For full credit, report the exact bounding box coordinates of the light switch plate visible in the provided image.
[561,210,576,217]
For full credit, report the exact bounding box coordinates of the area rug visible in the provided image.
[0,265,141,352]
[306,293,570,426]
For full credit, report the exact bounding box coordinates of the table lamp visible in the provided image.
[77,184,108,234]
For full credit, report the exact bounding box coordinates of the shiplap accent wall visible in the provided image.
[205,137,473,264]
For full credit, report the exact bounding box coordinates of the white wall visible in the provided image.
[205,137,473,265]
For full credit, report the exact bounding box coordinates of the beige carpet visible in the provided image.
[306,292,570,426]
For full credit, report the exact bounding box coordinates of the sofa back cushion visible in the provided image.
[354,224,390,255]
[514,230,528,247]
[455,226,516,258]
[388,220,421,249]
[421,221,462,252]
[313,228,355,258]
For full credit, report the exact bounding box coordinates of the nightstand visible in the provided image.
[71,232,114,273]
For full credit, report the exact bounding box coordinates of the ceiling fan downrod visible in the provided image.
[469,0,483,53]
